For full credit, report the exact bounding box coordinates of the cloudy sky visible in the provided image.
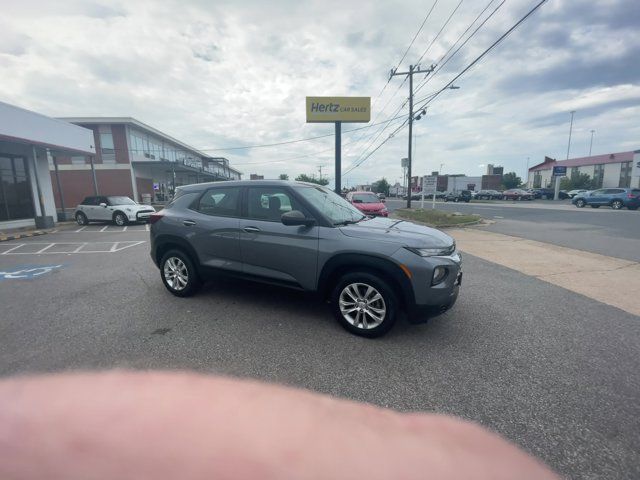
[1,0,638,186]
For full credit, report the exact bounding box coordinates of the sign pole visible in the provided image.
[432,191,436,209]
[335,121,341,194]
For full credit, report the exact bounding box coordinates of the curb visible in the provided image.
[0,230,48,243]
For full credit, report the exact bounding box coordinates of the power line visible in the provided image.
[413,0,506,99]
[414,0,549,113]
[343,0,439,158]
[345,0,550,178]
[414,0,464,66]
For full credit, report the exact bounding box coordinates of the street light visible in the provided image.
[566,110,576,160]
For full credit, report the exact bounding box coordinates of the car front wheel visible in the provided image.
[160,250,201,297]
[113,212,128,226]
[611,200,623,210]
[575,199,585,208]
[331,272,397,338]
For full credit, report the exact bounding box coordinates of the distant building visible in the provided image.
[250,174,264,180]
[354,184,372,191]
[486,164,504,176]
[389,182,406,197]
[426,173,502,192]
[53,117,242,207]
[527,151,639,189]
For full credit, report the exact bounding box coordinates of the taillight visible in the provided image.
[628,194,636,199]
[149,211,164,224]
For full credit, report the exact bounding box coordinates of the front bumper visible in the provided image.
[133,210,155,222]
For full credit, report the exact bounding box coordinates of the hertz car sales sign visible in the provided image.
[306,97,371,123]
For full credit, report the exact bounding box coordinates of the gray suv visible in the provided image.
[149,181,462,337]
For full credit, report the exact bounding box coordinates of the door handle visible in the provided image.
[183,220,196,226]
[243,226,261,233]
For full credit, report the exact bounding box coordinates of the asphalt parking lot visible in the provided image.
[1,219,639,479]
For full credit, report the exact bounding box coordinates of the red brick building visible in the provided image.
[50,117,241,211]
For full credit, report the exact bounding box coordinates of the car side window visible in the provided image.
[247,187,304,222]
[195,187,240,217]
[82,197,97,206]
[605,189,624,195]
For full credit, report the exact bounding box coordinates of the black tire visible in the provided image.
[575,199,585,208]
[330,272,398,338]
[113,211,128,226]
[160,249,202,297]
[611,200,623,210]
[75,211,88,225]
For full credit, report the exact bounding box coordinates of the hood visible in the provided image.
[128,204,155,212]
[339,217,453,248]
[353,202,386,212]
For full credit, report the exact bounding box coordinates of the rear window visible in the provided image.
[195,187,240,217]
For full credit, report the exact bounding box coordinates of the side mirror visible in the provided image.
[100,202,107,208]
[281,210,315,227]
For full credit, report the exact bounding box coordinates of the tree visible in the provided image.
[371,178,390,195]
[501,172,522,190]
[278,173,289,180]
[295,173,329,186]
[560,173,594,190]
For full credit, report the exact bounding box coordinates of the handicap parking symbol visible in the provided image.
[0,264,63,280]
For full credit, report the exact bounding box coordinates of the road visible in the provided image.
[385,198,640,262]
[0,222,639,479]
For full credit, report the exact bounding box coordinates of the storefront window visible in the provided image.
[0,156,34,221]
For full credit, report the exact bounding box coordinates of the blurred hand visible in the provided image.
[0,371,558,480]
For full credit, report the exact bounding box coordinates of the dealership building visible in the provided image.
[0,103,243,230]
[53,117,242,210]
[526,150,640,189]
[0,101,95,230]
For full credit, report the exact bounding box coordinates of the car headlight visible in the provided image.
[405,243,455,257]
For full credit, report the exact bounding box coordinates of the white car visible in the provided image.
[74,196,155,226]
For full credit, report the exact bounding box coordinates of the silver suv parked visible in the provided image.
[149,181,462,337]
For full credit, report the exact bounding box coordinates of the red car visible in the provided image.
[346,191,389,217]
[503,189,533,200]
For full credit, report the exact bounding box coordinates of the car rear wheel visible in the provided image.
[331,272,397,338]
[160,250,201,297]
[611,200,623,210]
[575,199,585,208]
[75,212,88,225]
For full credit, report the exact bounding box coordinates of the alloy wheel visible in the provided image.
[339,283,386,330]
[164,257,189,291]
[612,200,623,210]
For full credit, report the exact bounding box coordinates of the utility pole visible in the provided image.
[556,110,576,200]
[317,164,326,182]
[390,64,435,208]
[589,129,595,156]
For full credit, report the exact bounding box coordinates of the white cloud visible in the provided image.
[0,0,637,185]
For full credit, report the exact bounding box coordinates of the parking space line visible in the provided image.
[123,226,127,232]
[36,244,55,254]
[73,243,87,253]
[145,224,150,231]
[2,244,25,254]
[110,242,120,252]
[100,226,108,232]
[75,226,86,232]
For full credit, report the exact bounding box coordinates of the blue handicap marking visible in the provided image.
[0,264,64,280]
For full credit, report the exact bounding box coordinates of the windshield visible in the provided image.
[352,193,380,204]
[295,186,365,225]
[107,196,136,205]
